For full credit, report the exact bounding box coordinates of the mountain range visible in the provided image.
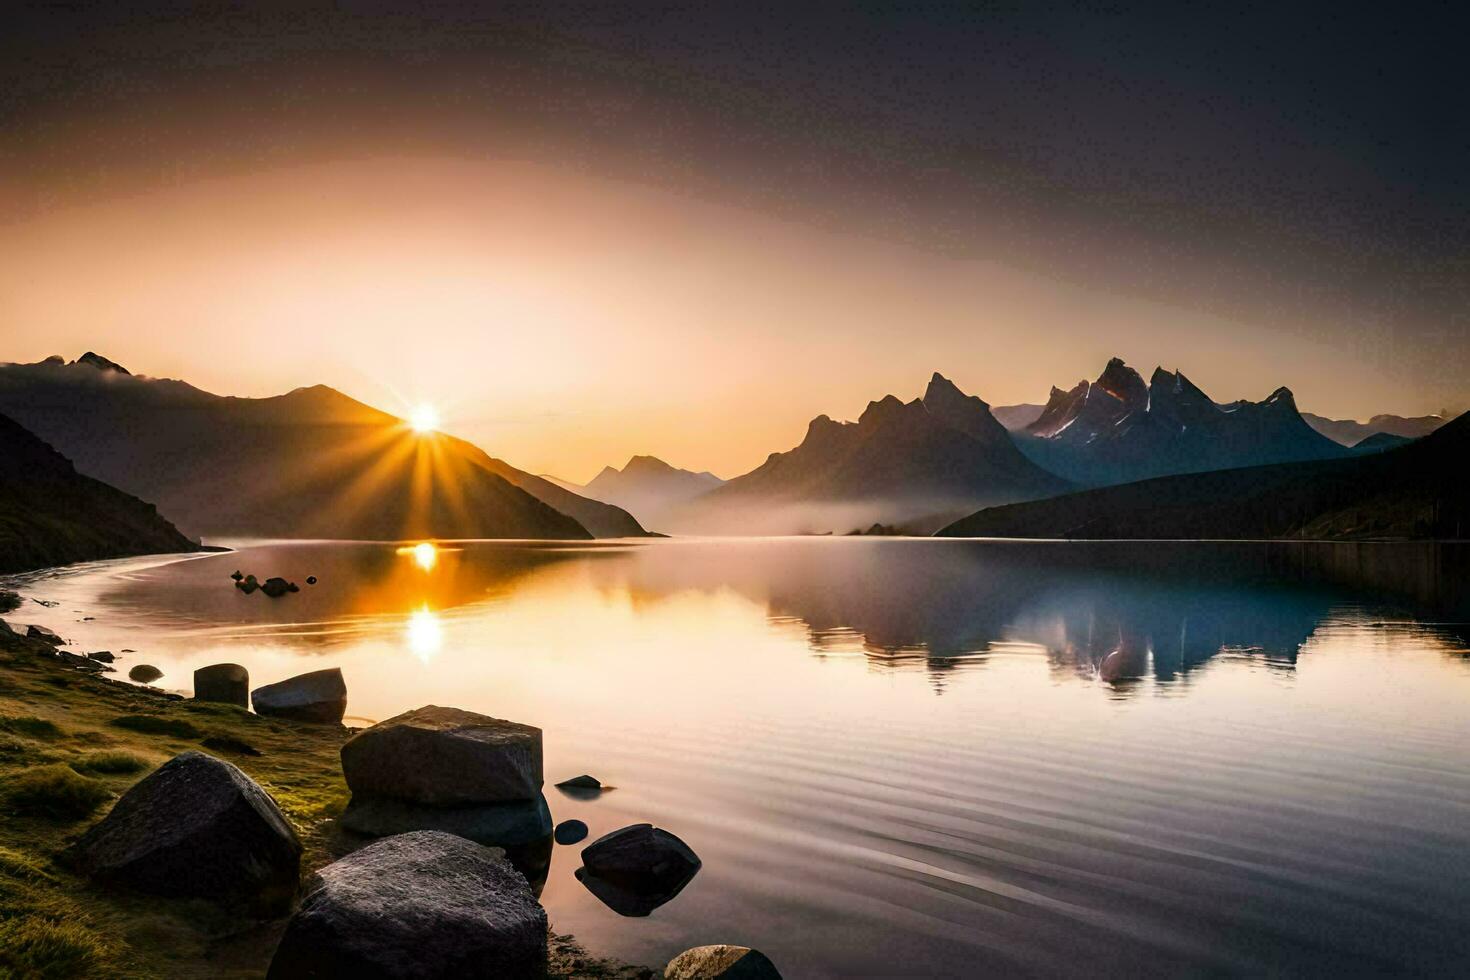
[1302,411,1450,447]
[664,373,1070,534]
[0,355,647,541]
[939,407,1469,540]
[0,409,201,574]
[1010,358,1349,485]
[563,456,724,529]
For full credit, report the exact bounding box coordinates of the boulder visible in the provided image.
[128,664,163,683]
[554,819,589,845]
[86,651,115,663]
[341,705,541,805]
[581,823,701,892]
[26,624,63,645]
[266,831,547,979]
[339,794,552,849]
[556,774,601,789]
[194,663,249,707]
[68,751,301,913]
[58,651,109,672]
[666,946,782,980]
[252,668,346,723]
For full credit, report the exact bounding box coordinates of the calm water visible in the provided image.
[9,539,1470,977]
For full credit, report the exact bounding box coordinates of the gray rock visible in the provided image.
[68,751,301,913]
[666,946,782,980]
[26,624,63,645]
[556,774,601,789]
[341,705,542,805]
[554,819,588,845]
[581,823,701,892]
[266,831,547,979]
[128,664,163,684]
[252,668,346,724]
[340,794,552,849]
[86,651,115,663]
[194,663,249,707]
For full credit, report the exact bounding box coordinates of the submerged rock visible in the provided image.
[68,751,301,913]
[230,570,244,582]
[260,577,296,598]
[556,774,601,790]
[252,667,346,723]
[581,823,701,891]
[266,830,547,979]
[194,663,249,707]
[341,705,542,805]
[665,946,782,979]
[554,819,589,845]
[128,664,163,684]
[26,624,63,645]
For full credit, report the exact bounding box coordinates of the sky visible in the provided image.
[2,2,1466,482]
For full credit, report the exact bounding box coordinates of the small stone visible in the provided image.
[556,774,601,790]
[230,570,244,581]
[26,624,63,645]
[194,663,249,708]
[86,651,115,663]
[260,577,293,598]
[665,946,783,979]
[305,576,317,586]
[128,664,163,684]
[252,668,346,724]
[555,819,589,845]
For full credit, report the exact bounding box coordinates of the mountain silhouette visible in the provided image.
[1016,358,1348,484]
[0,356,647,540]
[0,410,200,573]
[940,408,1470,540]
[1303,411,1450,446]
[578,456,723,528]
[668,373,1069,534]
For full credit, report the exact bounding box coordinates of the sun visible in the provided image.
[411,541,437,571]
[409,404,439,433]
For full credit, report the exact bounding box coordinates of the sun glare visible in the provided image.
[405,604,442,662]
[409,404,439,433]
[412,541,437,571]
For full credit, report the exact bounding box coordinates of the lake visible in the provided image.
[9,538,1470,977]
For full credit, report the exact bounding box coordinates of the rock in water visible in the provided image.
[252,668,347,723]
[26,624,63,645]
[581,823,701,892]
[230,570,244,582]
[555,774,601,789]
[665,946,783,979]
[68,751,301,913]
[341,705,542,805]
[260,577,294,598]
[554,819,589,845]
[305,575,317,585]
[266,831,547,979]
[194,663,249,707]
[128,664,163,683]
[86,651,115,663]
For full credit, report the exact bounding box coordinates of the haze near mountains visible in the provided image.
[0,355,646,541]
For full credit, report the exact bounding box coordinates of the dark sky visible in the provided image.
[3,2,1467,422]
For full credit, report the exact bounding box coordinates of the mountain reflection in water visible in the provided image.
[9,539,1470,976]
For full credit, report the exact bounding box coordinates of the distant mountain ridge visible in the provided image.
[1014,358,1348,485]
[0,355,648,540]
[0,410,201,573]
[667,373,1070,534]
[940,407,1470,540]
[1303,411,1449,447]
[579,456,723,528]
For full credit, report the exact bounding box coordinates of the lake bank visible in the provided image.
[0,620,648,978]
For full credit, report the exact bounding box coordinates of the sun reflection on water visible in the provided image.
[405,604,442,662]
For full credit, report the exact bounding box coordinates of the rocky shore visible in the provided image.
[0,610,779,978]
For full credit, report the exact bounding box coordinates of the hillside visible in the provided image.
[0,356,647,540]
[580,456,723,527]
[939,411,1470,540]
[0,411,201,573]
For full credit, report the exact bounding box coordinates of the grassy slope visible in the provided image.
[0,629,645,979]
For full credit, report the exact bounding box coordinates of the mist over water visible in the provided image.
[11,539,1470,976]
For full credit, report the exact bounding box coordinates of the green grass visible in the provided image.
[0,716,63,739]
[0,916,113,979]
[109,715,202,739]
[69,751,151,775]
[5,765,112,821]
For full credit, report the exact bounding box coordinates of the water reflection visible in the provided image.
[405,605,442,662]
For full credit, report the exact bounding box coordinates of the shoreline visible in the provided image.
[0,603,652,978]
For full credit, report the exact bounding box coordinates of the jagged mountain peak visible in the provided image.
[72,351,131,374]
[924,371,992,410]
